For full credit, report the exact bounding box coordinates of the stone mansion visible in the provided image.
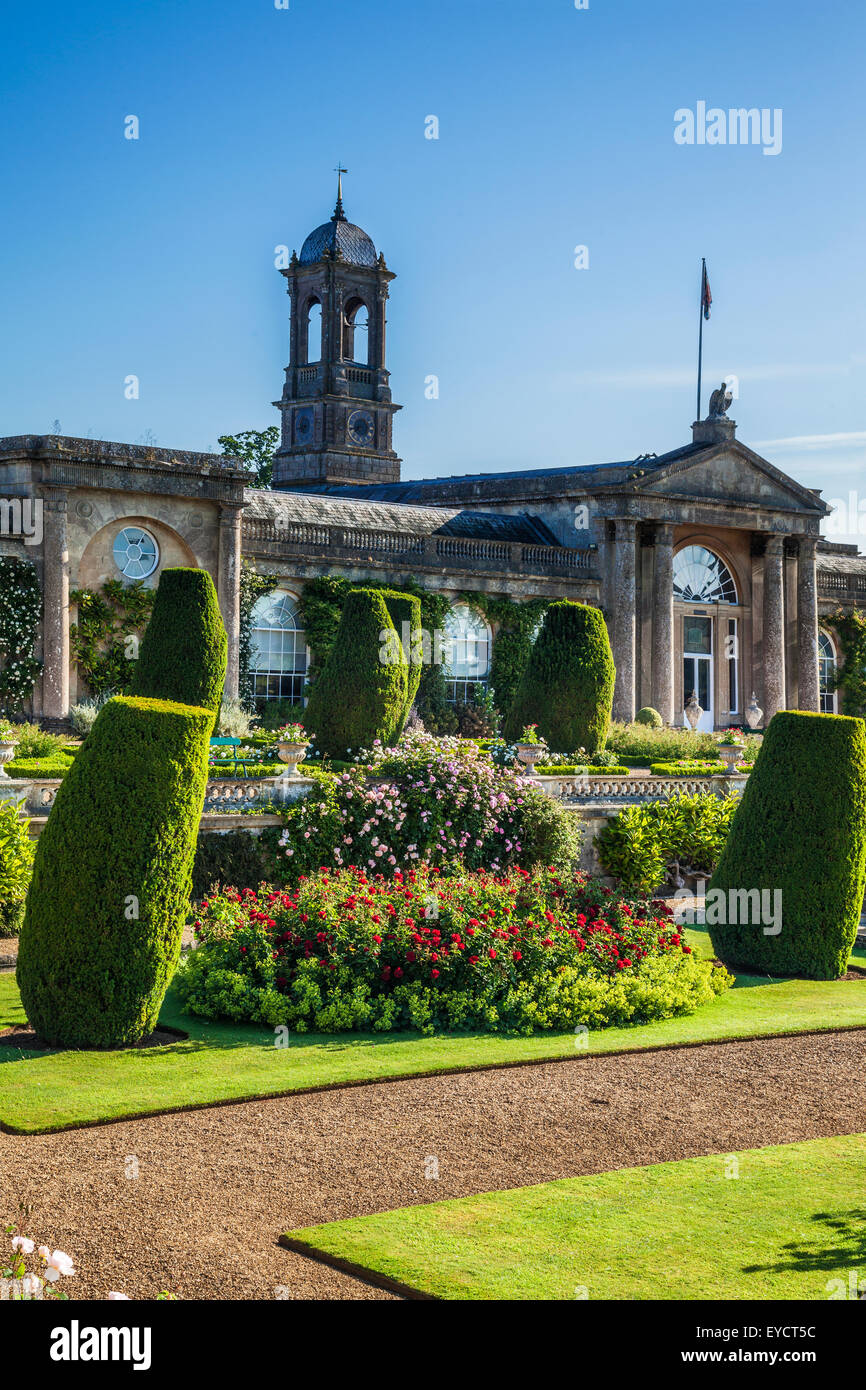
[1,190,864,731]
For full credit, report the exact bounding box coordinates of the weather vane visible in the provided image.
[334,163,348,215]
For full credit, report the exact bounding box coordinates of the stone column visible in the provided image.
[762,535,786,723]
[40,489,70,719]
[612,518,638,723]
[651,524,675,725]
[217,504,244,700]
[797,535,820,712]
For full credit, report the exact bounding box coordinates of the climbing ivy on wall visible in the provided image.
[295,577,548,723]
[830,609,866,718]
[0,556,43,709]
[298,576,451,671]
[69,580,156,696]
[459,592,550,717]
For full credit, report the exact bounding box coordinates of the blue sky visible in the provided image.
[2,0,864,539]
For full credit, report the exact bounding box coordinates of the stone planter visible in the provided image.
[276,740,309,779]
[515,743,544,774]
[0,741,19,779]
[717,743,744,774]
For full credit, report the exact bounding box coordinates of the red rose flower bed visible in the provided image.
[177,866,731,1036]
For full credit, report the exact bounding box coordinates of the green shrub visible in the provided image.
[606,721,721,761]
[5,757,73,780]
[131,568,227,727]
[535,764,590,776]
[708,711,866,979]
[216,697,258,739]
[596,793,739,895]
[636,707,663,728]
[192,830,280,901]
[650,761,733,777]
[69,695,113,737]
[379,589,423,732]
[504,601,615,753]
[255,698,306,732]
[303,589,408,758]
[0,801,34,937]
[8,723,67,759]
[586,766,631,776]
[177,865,731,1035]
[511,786,582,874]
[590,749,621,768]
[16,695,212,1048]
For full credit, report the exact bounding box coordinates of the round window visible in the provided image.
[113,526,159,580]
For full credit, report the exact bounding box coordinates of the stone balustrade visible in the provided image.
[243,516,597,581]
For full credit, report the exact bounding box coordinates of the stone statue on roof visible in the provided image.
[708,381,734,418]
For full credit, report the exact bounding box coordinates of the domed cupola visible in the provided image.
[299,187,377,268]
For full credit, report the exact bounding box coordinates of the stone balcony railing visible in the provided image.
[243,518,597,580]
[534,773,747,801]
[817,570,866,607]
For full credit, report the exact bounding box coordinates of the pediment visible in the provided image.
[636,443,827,515]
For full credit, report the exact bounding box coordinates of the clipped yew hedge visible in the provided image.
[131,567,227,727]
[379,588,423,734]
[708,711,866,979]
[303,588,408,758]
[504,600,615,753]
[16,696,212,1048]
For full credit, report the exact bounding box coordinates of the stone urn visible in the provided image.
[717,743,743,774]
[515,742,544,774]
[0,740,19,779]
[276,740,309,779]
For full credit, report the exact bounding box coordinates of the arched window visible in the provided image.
[343,297,369,365]
[249,591,308,704]
[444,604,492,705]
[303,299,322,364]
[818,630,837,713]
[673,545,738,604]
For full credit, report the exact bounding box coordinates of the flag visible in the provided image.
[701,261,712,320]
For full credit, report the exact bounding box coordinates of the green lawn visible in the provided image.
[282,1133,866,1300]
[1,928,864,1134]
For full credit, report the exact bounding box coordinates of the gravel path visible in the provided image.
[2,1028,866,1301]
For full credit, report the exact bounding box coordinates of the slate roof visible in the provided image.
[296,443,712,504]
[299,218,377,268]
[243,489,558,545]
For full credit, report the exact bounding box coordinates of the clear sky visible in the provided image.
[2,0,864,540]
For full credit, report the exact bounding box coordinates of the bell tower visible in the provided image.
[272,173,401,489]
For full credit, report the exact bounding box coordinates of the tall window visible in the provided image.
[444,604,491,704]
[303,299,322,364]
[343,297,369,364]
[249,591,308,703]
[673,545,738,604]
[818,630,837,713]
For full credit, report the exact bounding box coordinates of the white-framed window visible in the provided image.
[818,630,838,713]
[444,603,492,705]
[113,526,159,581]
[673,545,738,605]
[249,591,308,703]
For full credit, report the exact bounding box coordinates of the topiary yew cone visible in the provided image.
[131,567,227,726]
[503,600,615,753]
[16,696,213,1048]
[708,710,866,979]
[303,588,408,759]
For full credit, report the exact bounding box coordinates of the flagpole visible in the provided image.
[696,257,706,421]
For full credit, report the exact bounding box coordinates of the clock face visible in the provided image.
[295,408,314,444]
[347,409,375,447]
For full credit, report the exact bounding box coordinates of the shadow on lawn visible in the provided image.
[742,1209,866,1279]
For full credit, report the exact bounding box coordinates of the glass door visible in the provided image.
[682,616,714,731]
